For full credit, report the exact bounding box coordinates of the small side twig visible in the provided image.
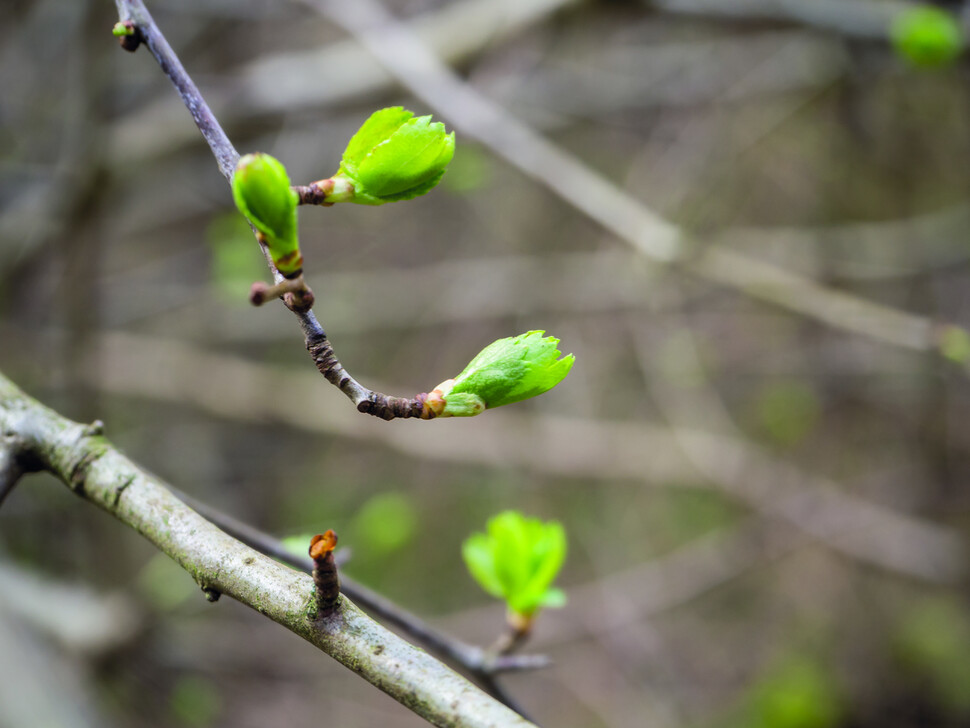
[310,530,341,616]
[250,273,315,312]
[488,619,533,658]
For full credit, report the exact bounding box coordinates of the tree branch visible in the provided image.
[112,0,439,422]
[0,369,536,728]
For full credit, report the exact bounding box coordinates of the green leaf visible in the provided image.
[442,331,574,416]
[331,107,455,205]
[462,510,568,619]
[340,106,414,179]
[461,533,505,599]
[891,6,964,69]
[231,153,302,276]
[538,587,567,609]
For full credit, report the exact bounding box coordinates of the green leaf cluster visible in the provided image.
[442,331,574,417]
[231,153,302,276]
[891,6,964,69]
[462,510,567,619]
[332,107,455,205]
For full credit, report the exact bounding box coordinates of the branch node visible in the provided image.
[249,275,312,308]
[114,21,143,52]
[310,530,341,617]
[202,587,222,603]
[284,287,315,313]
[294,179,335,206]
[83,420,105,437]
[111,474,135,507]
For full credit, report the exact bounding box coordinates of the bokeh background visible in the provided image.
[3,1,970,727]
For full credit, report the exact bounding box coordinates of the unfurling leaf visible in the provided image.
[427,331,574,418]
[232,153,302,277]
[462,511,567,621]
[327,107,455,205]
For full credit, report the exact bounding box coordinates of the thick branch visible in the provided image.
[0,370,535,728]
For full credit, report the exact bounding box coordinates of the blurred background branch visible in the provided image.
[648,0,914,39]
[302,0,958,359]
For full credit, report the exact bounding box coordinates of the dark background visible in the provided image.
[2,1,970,727]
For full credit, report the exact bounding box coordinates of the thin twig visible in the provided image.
[0,370,537,728]
[113,0,439,421]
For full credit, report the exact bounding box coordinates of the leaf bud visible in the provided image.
[428,331,574,417]
[462,511,567,621]
[232,153,302,277]
[327,107,455,205]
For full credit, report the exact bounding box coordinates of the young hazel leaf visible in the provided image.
[340,106,415,179]
[441,331,574,416]
[461,533,505,599]
[462,510,568,621]
[328,107,455,205]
